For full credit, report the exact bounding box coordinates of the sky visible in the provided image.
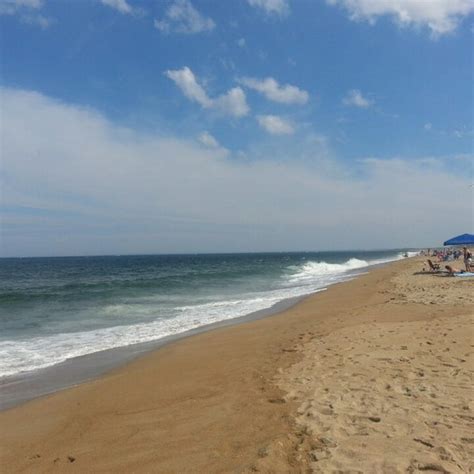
[0,0,473,257]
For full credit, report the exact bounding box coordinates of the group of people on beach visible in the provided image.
[423,247,473,275]
[421,248,463,261]
[444,247,473,274]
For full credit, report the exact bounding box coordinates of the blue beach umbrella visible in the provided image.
[443,233,474,246]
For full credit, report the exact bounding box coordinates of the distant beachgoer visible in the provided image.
[463,247,472,272]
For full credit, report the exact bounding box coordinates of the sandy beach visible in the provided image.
[1,257,473,473]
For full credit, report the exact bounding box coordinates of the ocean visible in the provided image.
[0,250,415,383]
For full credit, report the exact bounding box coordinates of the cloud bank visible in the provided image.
[1,87,471,257]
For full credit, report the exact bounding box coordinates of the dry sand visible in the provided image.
[0,257,473,473]
[278,261,474,473]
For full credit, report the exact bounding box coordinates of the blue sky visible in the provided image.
[1,0,473,256]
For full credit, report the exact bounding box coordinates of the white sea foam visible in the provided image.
[288,258,369,283]
[0,252,416,378]
[370,251,418,266]
[0,286,325,377]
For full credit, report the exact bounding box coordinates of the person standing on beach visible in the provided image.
[462,247,472,271]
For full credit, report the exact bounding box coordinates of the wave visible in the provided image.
[286,251,419,284]
[369,251,418,266]
[287,258,369,283]
[0,251,414,378]
[0,285,326,378]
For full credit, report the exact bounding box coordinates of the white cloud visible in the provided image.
[1,87,471,256]
[0,0,42,15]
[342,89,373,108]
[422,123,473,138]
[100,0,134,14]
[197,131,230,156]
[0,0,54,27]
[453,127,474,139]
[214,87,249,117]
[257,115,294,135]
[165,67,212,108]
[20,12,52,28]
[198,131,219,148]
[154,0,215,34]
[239,77,309,105]
[248,0,289,16]
[326,0,474,36]
[165,67,249,117]
[237,37,246,47]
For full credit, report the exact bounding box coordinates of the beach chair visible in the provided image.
[427,259,440,272]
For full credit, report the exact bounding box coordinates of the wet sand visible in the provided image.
[0,257,472,473]
[0,293,308,411]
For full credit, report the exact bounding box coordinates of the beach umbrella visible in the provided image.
[443,233,474,246]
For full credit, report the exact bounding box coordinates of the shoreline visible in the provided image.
[0,290,314,411]
[1,256,471,472]
[0,259,389,411]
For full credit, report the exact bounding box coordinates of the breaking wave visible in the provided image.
[288,258,369,283]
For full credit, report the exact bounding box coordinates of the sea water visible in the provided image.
[0,250,416,379]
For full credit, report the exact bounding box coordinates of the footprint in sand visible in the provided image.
[368,416,381,422]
